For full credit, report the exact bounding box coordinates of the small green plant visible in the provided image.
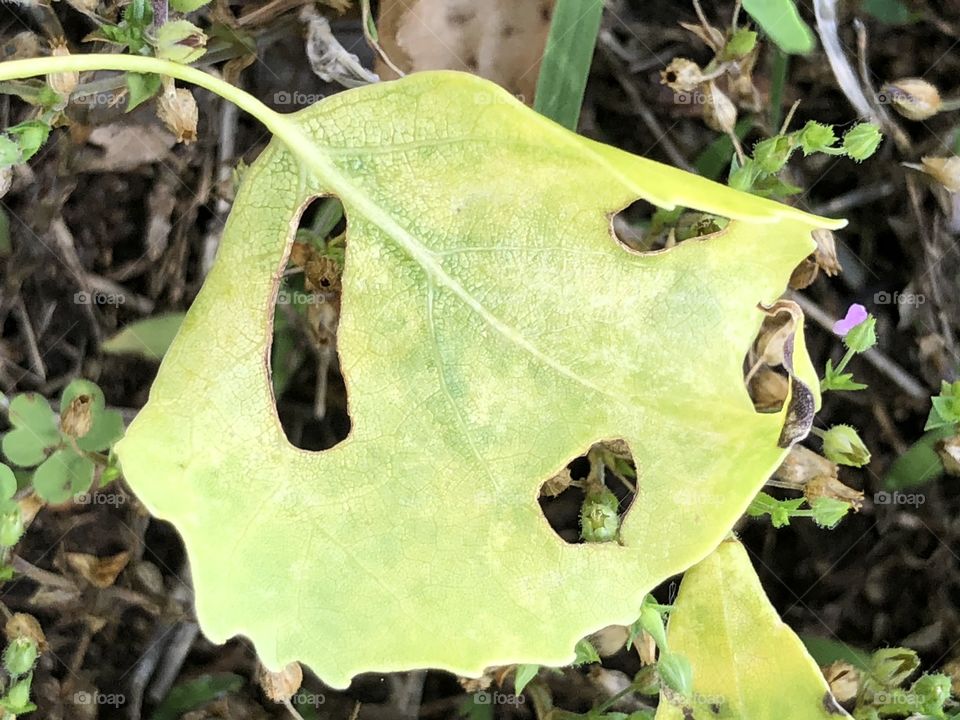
[748,491,852,529]
[924,380,960,431]
[1,379,123,505]
[730,121,883,198]
[0,615,43,718]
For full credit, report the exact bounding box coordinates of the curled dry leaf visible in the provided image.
[748,366,790,412]
[301,6,379,88]
[746,301,816,447]
[258,661,303,703]
[5,612,47,651]
[540,466,573,497]
[63,551,131,589]
[375,0,554,102]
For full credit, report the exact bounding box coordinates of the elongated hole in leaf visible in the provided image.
[538,440,637,544]
[271,196,351,451]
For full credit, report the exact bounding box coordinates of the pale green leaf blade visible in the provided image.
[654,539,849,719]
[102,312,186,361]
[115,72,842,688]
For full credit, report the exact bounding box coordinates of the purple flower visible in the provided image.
[832,304,868,337]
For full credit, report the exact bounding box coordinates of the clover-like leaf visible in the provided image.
[0,463,17,500]
[2,394,60,467]
[654,539,849,719]
[32,448,94,504]
[115,72,842,687]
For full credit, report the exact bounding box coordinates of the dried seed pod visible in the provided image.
[804,475,864,510]
[659,57,705,93]
[920,156,960,193]
[5,613,46,650]
[822,661,860,703]
[61,393,94,439]
[936,434,960,476]
[47,39,78,97]
[157,84,199,144]
[883,77,942,121]
[812,229,842,276]
[702,81,737,134]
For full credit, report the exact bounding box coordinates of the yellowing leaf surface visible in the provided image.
[115,71,842,687]
[655,539,850,719]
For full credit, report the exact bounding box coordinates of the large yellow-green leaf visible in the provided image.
[114,71,842,688]
[655,539,849,719]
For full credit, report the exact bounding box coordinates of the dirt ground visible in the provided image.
[1,0,959,718]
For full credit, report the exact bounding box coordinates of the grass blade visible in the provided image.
[533,0,604,130]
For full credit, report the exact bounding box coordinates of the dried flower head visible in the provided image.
[47,38,78,97]
[883,78,942,121]
[660,58,705,93]
[157,84,198,144]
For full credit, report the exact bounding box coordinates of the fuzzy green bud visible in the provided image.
[843,315,877,353]
[842,123,883,161]
[822,425,871,467]
[155,20,207,64]
[869,647,919,687]
[3,637,37,676]
[579,487,620,543]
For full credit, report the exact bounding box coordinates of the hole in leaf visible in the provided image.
[612,199,731,253]
[271,196,351,451]
[744,302,803,415]
[538,440,637,544]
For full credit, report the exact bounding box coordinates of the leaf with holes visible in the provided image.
[655,538,849,718]
[114,71,842,688]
